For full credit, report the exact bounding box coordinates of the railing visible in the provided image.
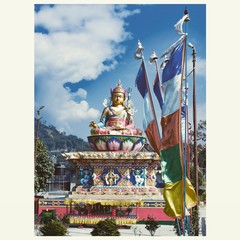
[47,175,70,183]
[69,215,137,225]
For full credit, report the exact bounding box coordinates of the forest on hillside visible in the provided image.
[36,120,92,152]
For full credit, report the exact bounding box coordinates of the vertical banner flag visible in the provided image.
[160,38,197,218]
[181,84,191,177]
[135,60,161,153]
[153,70,164,109]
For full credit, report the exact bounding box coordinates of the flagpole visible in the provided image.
[192,45,198,199]
[183,8,190,236]
[188,42,199,236]
[181,38,187,236]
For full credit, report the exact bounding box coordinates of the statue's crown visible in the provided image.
[110,80,127,96]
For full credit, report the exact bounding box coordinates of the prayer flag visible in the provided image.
[153,71,164,109]
[135,61,161,153]
[174,14,189,35]
[160,38,197,218]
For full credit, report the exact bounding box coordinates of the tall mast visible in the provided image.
[183,7,190,236]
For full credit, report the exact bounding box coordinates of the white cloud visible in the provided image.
[35,5,139,137]
[74,88,87,99]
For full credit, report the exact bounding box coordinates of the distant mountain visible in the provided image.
[36,120,92,152]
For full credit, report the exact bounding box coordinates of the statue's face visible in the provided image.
[112,92,125,106]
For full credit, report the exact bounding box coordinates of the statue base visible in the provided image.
[87,135,146,152]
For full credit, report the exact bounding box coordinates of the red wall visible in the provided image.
[39,205,173,222]
[135,208,173,221]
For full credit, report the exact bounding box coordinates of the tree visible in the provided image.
[197,120,206,171]
[191,206,200,236]
[145,215,160,236]
[189,120,206,171]
[90,218,120,236]
[198,146,206,171]
[38,120,92,152]
[190,165,204,191]
[60,214,70,225]
[197,120,206,142]
[35,140,55,194]
[39,220,68,236]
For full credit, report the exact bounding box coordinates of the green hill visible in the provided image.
[36,120,91,152]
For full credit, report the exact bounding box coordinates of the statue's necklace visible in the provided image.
[110,106,124,116]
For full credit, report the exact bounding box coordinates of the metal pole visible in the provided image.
[188,43,199,236]
[192,47,198,198]
[182,37,187,236]
[183,8,190,235]
[187,122,192,178]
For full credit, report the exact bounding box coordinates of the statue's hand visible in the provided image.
[114,123,126,130]
[89,121,98,128]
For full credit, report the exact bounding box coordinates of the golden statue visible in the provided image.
[89,81,142,136]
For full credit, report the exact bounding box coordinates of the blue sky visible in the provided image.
[35,4,206,141]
